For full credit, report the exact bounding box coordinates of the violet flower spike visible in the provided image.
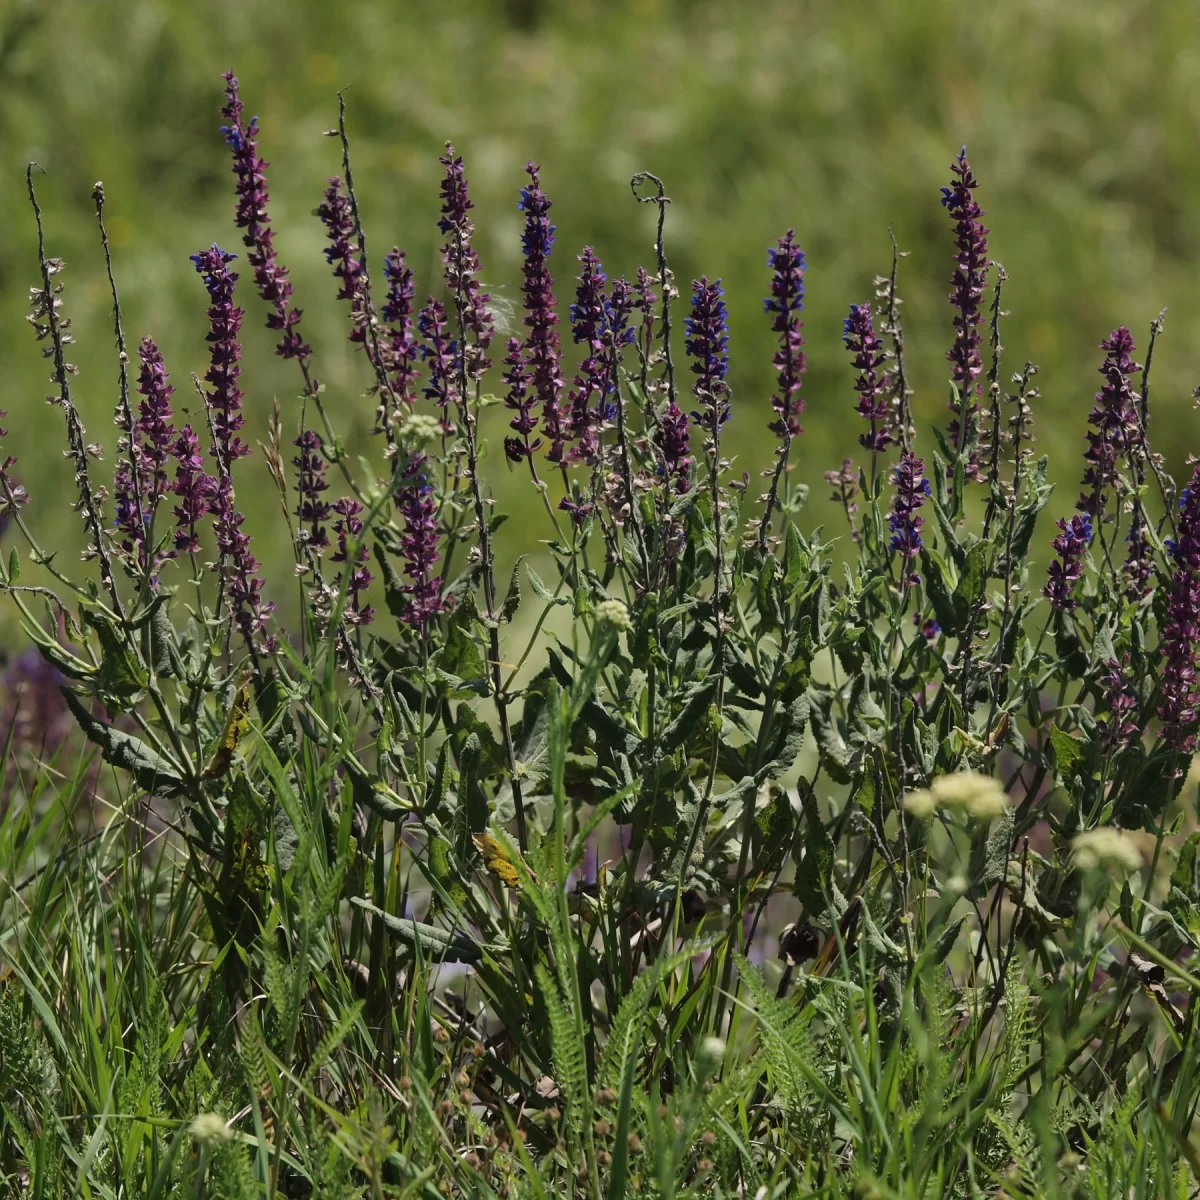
[502,337,539,463]
[1078,326,1141,522]
[293,429,330,551]
[170,424,214,555]
[331,497,374,627]
[190,244,248,462]
[1044,514,1093,612]
[438,143,493,377]
[417,298,458,429]
[565,247,611,466]
[1159,464,1200,751]
[220,71,309,361]
[316,177,369,348]
[396,455,445,627]
[889,451,930,584]
[655,401,693,497]
[766,231,807,442]
[940,147,990,480]
[381,249,421,411]
[633,265,658,369]
[113,337,178,574]
[843,302,890,455]
[517,163,563,460]
[1098,658,1139,749]
[212,475,275,649]
[685,276,730,439]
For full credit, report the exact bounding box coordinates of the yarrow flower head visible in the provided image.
[1072,826,1143,873]
[685,276,730,438]
[903,772,1009,822]
[396,455,444,627]
[765,231,806,442]
[940,147,989,480]
[888,451,930,583]
[1078,327,1141,521]
[842,302,891,455]
[220,72,309,361]
[1044,513,1093,612]
[515,163,563,461]
[190,244,248,463]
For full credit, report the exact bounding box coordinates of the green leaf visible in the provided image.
[794,805,834,916]
[83,609,147,698]
[765,692,810,778]
[1049,726,1085,779]
[61,688,186,797]
[660,676,719,755]
[952,540,987,627]
[7,547,19,585]
[527,562,566,605]
[921,547,959,635]
[350,898,486,963]
[500,555,524,623]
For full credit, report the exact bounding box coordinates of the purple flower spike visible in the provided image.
[316,177,369,350]
[1160,464,1200,751]
[686,276,730,437]
[396,455,445,627]
[293,429,330,550]
[381,249,421,411]
[330,497,374,627]
[656,400,693,497]
[211,475,274,647]
[438,143,493,376]
[843,302,891,455]
[191,244,248,463]
[566,247,611,465]
[940,147,989,480]
[766,231,807,442]
[517,163,563,458]
[417,298,459,428]
[633,266,658,364]
[114,337,178,573]
[502,337,540,463]
[1078,327,1141,521]
[220,72,309,361]
[1099,658,1139,749]
[1044,514,1093,611]
[170,424,214,555]
[889,451,930,584]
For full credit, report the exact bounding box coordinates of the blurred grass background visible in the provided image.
[1,0,1198,630]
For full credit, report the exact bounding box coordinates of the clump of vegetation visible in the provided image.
[2,72,1199,1198]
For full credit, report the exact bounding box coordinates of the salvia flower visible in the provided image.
[940,147,989,479]
[417,299,458,427]
[656,400,693,496]
[633,265,658,365]
[190,245,248,462]
[685,276,730,438]
[211,475,274,648]
[396,456,444,627]
[843,302,890,455]
[381,249,421,411]
[517,163,563,459]
[438,143,493,377]
[220,72,309,360]
[889,452,930,583]
[1044,514,1093,612]
[1159,464,1200,751]
[114,337,177,573]
[330,497,374,627]
[1078,327,1141,521]
[1098,658,1139,749]
[316,177,369,347]
[502,337,539,463]
[566,247,612,465]
[765,231,807,442]
[1123,516,1153,602]
[170,424,214,554]
[292,429,330,550]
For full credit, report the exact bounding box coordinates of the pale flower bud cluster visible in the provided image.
[903,771,1009,822]
[1071,827,1143,873]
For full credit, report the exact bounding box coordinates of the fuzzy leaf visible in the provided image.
[350,898,486,963]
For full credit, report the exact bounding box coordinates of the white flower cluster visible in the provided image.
[902,771,1009,822]
[1071,827,1143,873]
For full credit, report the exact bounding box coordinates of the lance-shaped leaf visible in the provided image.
[350,898,486,963]
[62,688,187,797]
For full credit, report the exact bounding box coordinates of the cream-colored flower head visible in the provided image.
[398,411,444,448]
[596,598,633,631]
[1072,826,1143,873]
[903,772,1008,821]
[189,1112,233,1144]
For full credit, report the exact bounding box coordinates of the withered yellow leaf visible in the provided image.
[472,832,523,889]
[202,671,253,780]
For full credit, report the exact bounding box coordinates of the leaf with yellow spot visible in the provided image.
[473,832,525,889]
[203,671,253,780]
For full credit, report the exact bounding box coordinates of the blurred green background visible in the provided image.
[2,0,1198,630]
